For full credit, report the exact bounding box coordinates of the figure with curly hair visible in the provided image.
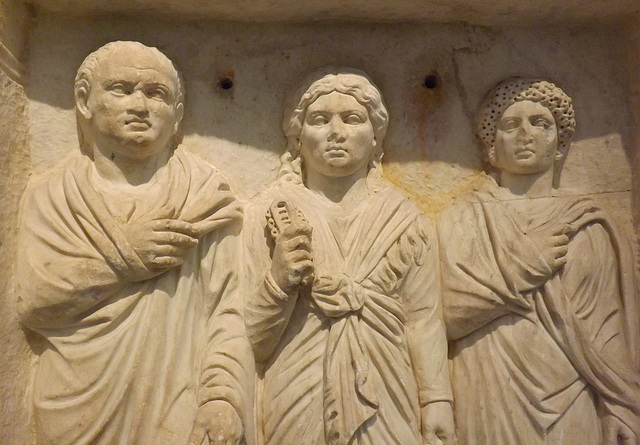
[438,78,640,444]
[242,67,455,445]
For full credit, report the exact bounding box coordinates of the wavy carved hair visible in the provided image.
[476,77,576,168]
[278,67,389,186]
[74,41,185,156]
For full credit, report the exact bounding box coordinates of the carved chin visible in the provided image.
[325,157,350,168]
[120,131,155,146]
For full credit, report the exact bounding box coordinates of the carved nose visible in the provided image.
[128,90,148,113]
[516,123,534,143]
[327,120,346,142]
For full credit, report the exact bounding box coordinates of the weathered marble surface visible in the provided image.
[1,2,640,444]
[439,78,640,445]
[242,68,454,445]
[16,41,252,445]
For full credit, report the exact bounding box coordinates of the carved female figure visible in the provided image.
[438,78,640,444]
[243,68,454,445]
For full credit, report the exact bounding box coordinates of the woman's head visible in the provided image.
[477,78,576,171]
[278,67,389,184]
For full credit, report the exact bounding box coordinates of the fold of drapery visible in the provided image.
[441,183,640,438]
[247,183,441,445]
[17,147,244,445]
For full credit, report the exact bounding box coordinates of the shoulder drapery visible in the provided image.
[16,147,247,445]
[439,185,640,437]
[245,183,451,445]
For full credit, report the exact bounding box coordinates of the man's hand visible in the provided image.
[421,401,456,445]
[267,201,314,295]
[123,218,200,271]
[603,415,637,445]
[188,400,244,445]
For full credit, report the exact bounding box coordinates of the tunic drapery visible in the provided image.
[438,182,640,444]
[16,147,251,445]
[244,183,452,445]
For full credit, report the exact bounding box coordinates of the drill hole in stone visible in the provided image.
[219,77,234,90]
[423,73,440,90]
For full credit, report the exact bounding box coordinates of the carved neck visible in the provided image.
[499,167,554,198]
[92,143,171,186]
[304,166,369,208]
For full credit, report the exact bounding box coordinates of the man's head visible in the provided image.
[75,41,184,160]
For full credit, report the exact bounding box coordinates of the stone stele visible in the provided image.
[1,1,640,445]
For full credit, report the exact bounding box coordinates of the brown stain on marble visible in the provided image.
[384,162,486,218]
[382,70,485,218]
[411,71,447,147]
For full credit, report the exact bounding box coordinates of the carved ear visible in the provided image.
[173,102,184,134]
[75,81,92,120]
[487,145,498,166]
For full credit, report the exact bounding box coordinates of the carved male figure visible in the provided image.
[438,78,640,444]
[16,41,251,445]
[243,67,455,445]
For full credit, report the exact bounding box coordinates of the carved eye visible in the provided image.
[500,118,520,131]
[343,113,365,125]
[109,83,129,96]
[309,114,329,126]
[532,117,553,128]
[146,87,169,101]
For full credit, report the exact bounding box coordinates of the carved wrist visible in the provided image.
[264,270,297,301]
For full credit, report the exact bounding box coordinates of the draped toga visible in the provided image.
[244,183,452,445]
[16,146,252,445]
[438,181,640,444]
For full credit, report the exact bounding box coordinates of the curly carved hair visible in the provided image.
[278,67,389,185]
[477,78,576,164]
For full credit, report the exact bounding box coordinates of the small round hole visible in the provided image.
[219,77,234,90]
[423,73,440,90]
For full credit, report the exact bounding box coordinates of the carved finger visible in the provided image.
[153,244,189,257]
[153,219,199,237]
[282,221,313,238]
[291,261,314,279]
[151,256,184,269]
[155,232,199,247]
[551,255,568,271]
[186,421,207,445]
[553,245,569,259]
[286,250,313,263]
[603,424,618,445]
[555,223,574,236]
[551,234,570,247]
[620,424,637,445]
[281,235,312,253]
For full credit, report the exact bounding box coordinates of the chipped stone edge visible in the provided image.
[0,40,25,85]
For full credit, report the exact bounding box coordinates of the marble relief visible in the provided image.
[14,42,640,445]
[242,68,455,445]
[15,41,252,445]
[438,78,640,444]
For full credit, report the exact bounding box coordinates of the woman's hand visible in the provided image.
[267,200,314,295]
[528,223,572,274]
[603,415,637,445]
[421,401,456,445]
[188,400,244,445]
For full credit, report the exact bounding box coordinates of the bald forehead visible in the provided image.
[92,45,178,91]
